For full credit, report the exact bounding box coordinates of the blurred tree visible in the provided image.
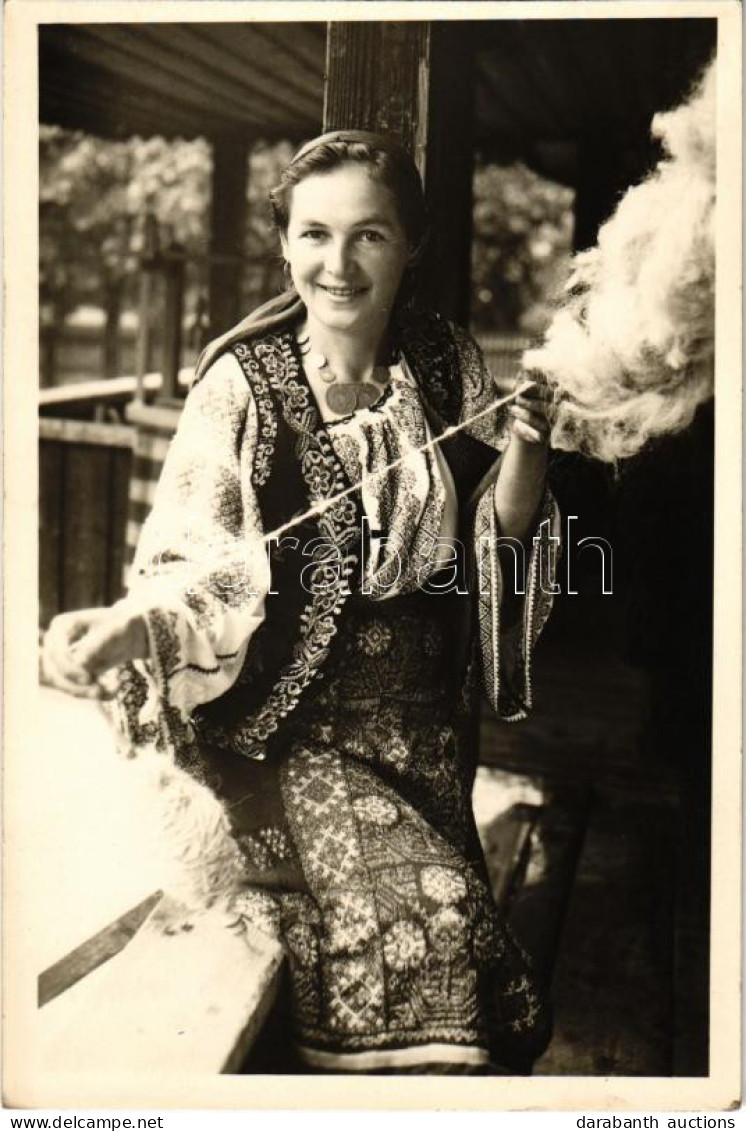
[471,160,574,336]
[39,128,293,382]
[39,127,210,381]
[242,139,295,312]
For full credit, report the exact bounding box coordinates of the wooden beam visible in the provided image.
[39,418,135,449]
[324,22,475,323]
[208,135,249,337]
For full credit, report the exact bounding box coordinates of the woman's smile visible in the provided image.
[317,283,368,299]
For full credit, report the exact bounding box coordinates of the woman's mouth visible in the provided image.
[318,284,367,298]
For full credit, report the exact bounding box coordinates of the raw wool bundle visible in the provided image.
[525,59,716,463]
[135,755,248,912]
[102,682,249,917]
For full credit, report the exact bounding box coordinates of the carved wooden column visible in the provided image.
[324,22,475,323]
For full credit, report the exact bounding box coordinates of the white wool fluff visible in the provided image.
[102,689,249,915]
[135,756,248,910]
[525,60,716,462]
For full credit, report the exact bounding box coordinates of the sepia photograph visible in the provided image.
[3,0,741,1111]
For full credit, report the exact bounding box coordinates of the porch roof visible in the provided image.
[40,19,715,181]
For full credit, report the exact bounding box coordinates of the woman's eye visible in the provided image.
[301,229,326,241]
[359,230,384,243]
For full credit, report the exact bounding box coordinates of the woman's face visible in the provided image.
[281,163,413,338]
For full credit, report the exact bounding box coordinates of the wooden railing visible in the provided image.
[39,417,135,627]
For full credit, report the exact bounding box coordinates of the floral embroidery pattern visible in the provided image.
[273,715,551,1065]
[382,920,428,971]
[352,794,399,828]
[233,341,277,488]
[355,620,393,656]
[421,865,469,905]
[324,891,378,956]
[224,332,362,749]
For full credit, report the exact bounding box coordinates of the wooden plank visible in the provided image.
[39,892,163,1007]
[39,440,64,628]
[38,894,285,1076]
[40,46,212,142]
[324,23,429,164]
[38,417,135,449]
[39,371,191,415]
[246,24,326,96]
[125,24,304,131]
[60,444,112,611]
[254,22,327,77]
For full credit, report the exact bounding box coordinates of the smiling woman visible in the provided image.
[43,131,560,1075]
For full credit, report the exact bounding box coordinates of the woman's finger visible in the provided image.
[511,416,548,445]
[41,645,101,698]
[510,405,551,435]
[43,617,96,686]
[72,606,148,677]
[514,398,551,425]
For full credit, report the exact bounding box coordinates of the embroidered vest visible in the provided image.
[192,310,497,759]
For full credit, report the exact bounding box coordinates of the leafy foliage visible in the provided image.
[471,160,574,335]
[39,126,212,327]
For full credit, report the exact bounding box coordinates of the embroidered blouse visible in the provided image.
[125,350,472,714]
[110,318,559,760]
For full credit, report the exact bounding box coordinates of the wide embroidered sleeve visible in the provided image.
[449,322,561,720]
[106,353,270,754]
[472,484,560,721]
[450,321,513,453]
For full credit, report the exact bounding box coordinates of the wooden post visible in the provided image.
[324,22,475,323]
[161,250,185,400]
[208,133,249,337]
[134,215,159,403]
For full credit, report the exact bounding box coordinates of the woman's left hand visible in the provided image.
[508,376,552,446]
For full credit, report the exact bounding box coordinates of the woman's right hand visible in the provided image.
[42,601,150,698]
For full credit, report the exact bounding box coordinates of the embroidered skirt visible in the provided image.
[187,587,551,1074]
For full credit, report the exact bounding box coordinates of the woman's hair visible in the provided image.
[268,134,428,253]
[194,131,426,380]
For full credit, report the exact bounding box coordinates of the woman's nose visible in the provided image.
[324,238,353,276]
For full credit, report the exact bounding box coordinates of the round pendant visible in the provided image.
[356,383,382,409]
[326,384,359,415]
